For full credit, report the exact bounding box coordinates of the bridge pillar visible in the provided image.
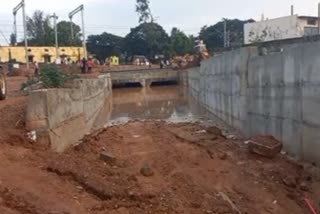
[140,79,152,88]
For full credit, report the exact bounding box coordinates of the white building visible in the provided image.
[244,15,319,44]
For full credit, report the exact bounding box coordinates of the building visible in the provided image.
[244,15,319,44]
[0,46,85,63]
[109,56,119,66]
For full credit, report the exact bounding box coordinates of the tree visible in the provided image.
[170,28,193,56]
[26,10,54,46]
[199,19,255,51]
[136,0,153,23]
[87,32,124,61]
[57,21,82,46]
[124,22,170,59]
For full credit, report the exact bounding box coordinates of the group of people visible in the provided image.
[160,59,171,69]
[80,57,94,73]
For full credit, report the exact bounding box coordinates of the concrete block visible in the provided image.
[49,114,86,153]
[26,89,49,130]
[46,89,83,129]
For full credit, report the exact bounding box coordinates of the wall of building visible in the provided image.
[0,46,84,63]
[188,42,320,164]
[26,74,112,152]
[244,15,301,44]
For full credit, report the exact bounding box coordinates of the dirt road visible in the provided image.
[0,77,319,214]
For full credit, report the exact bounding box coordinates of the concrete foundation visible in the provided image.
[26,74,112,152]
[188,42,320,164]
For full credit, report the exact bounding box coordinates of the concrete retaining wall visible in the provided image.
[26,74,112,152]
[188,42,320,164]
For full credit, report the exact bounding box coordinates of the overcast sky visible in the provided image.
[0,0,319,45]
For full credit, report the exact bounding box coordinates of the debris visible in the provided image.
[99,151,116,163]
[206,126,223,137]
[304,195,319,214]
[282,176,297,188]
[195,130,207,134]
[218,152,228,160]
[27,130,37,142]
[140,164,154,177]
[247,135,283,158]
[273,200,278,205]
[300,182,309,191]
[132,135,140,138]
[219,192,241,214]
[227,135,238,140]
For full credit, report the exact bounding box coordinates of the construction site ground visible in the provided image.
[0,76,320,214]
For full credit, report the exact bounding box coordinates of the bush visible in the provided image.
[40,65,72,88]
[21,78,39,91]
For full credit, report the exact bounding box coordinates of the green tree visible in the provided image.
[57,21,82,46]
[87,32,124,61]
[26,10,54,46]
[124,22,170,59]
[136,0,153,23]
[170,28,193,56]
[199,19,255,51]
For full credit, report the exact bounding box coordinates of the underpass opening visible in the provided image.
[150,80,178,87]
[112,82,143,89]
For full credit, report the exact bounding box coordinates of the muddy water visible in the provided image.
[108,85,203,125]
[107,85,233,135]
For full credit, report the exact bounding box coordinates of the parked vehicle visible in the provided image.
[0,65,7,100]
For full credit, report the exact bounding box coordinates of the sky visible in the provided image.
[0,0,319,45]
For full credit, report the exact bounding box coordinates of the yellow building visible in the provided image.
[109,56,119,66]
[0,46,85,63]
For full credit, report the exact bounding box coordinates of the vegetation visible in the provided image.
[170,28,194,56]
[20,78,39,91]
[87,32,124,61]
[199,19,255,51]
[124,22,170,59]
[16,11,82,46]
[136,0,154,23]
[39,65,73,88]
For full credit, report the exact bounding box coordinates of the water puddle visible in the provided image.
[107,85,202,126]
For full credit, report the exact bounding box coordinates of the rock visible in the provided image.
[218,153,228,160]
[99,151,116,163]
[140,164,154,177]
[282,176,297,188]
[206,126,223,137]
[247,135,283,158]
[299,182,309,191]
[227,135,238,140]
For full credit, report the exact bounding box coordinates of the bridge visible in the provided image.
[103,68,179,87]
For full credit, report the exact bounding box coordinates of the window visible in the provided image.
[307,19,317,26]
[28,49,32,52]
[44,48,49,52]
[61,49,65,52]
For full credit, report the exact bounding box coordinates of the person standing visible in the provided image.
[34,61,39,76]
[80,57,87,73]
[87,58,94,73]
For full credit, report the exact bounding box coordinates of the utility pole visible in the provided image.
[70,17,74,41]
[13,0,29,68]
[69,5,87,59]
[13,15,17,45]
[50,13,59,62]
[318,3,320,34]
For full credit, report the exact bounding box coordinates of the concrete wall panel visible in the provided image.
[188,42,320,164]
